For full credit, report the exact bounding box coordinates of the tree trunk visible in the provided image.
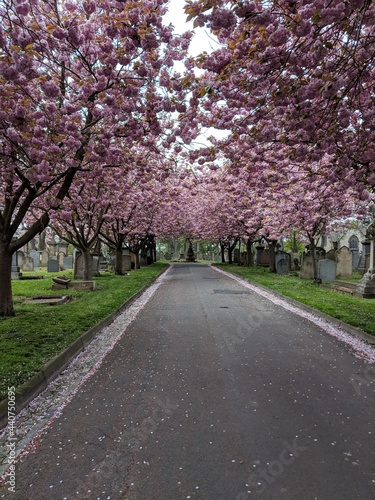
[310,237,319,281]
[220,243,225,263]
[115,246,123,275]
[246,239,253,266]
[268,240,277,273]
[82,248,93,281]
[0,245,15,316]
[228,248,233,264]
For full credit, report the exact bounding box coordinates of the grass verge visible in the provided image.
[0,263,168,399]
[214,264,375,336]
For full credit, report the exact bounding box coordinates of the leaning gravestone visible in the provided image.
[336,246,352,280]
[318,259,337,283]
[47,258,59,273]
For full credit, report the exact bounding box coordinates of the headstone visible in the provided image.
[351,249,360,270]
[29,238,37,251]
[355,222,375,298]
[22,255,34,272]
[318,259,337,283]
[58,251,65,270]
[233,248,240,264]
[121,251,132,272]
[357,239,371,275]
[63,255,73,269]
[255,246,264,265]
[30,250,40,270]
[93,256,100,276]
[11,250,22,279]
[214,253,220,262]
[336,246,352,280]
[47,258,59,273]
[276,252,290,275]
[315,247,326,260]
[48,242,57,256]
[299,253,314,279]
[41,249,49,267]
[326,249,336,261]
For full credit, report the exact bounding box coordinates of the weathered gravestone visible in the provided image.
[318,259,337,283]
[30,250,40,270]
[351,248,360,271]
[121,250,132,272]
[74,253,99,278]
[276,252,290,275]
[11,251,22,279]
[299,253,314,279]
[63,255,74,269]
[22,255,34,272]
[47,258,59,273]
[326,249,336,261]
[355,222,375,298]
[40,249,50,267]
[336,246,352,280]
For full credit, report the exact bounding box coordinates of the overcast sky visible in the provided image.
[163,0,219,56]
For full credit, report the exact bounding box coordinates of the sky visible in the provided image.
[163,0,219,56]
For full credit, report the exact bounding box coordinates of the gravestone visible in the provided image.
[30,250,40,270]
[22,255,34,272]
[299,253,314,279]
[58,251,65,271]
[233,248,240,264]
[276,252,290,275]
[357,239,371,275]
[63,255,73,269]
[11,250,22,279]
[336,246,352,280]
[326,249,336,261]
[318,259,337,283]
[41,249,50,267]
[255,246,264,265]
[351,249,360,270]
[214,253,220,262]
[355,222,375,298]
[47,258,59,273]
[74,253,84,279]
[121,250,132,272]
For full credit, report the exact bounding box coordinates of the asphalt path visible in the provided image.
[1,263,375,499]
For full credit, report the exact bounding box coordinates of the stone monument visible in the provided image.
[355,222,375,298]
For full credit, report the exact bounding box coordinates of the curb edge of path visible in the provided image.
[213,265,375,347]
[0,265,170,430]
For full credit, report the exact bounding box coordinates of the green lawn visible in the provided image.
[214,264,375,336]
[0,263,168,399]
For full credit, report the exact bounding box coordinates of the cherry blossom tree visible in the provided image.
[183,0,375,197]
[0,0,193,315]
